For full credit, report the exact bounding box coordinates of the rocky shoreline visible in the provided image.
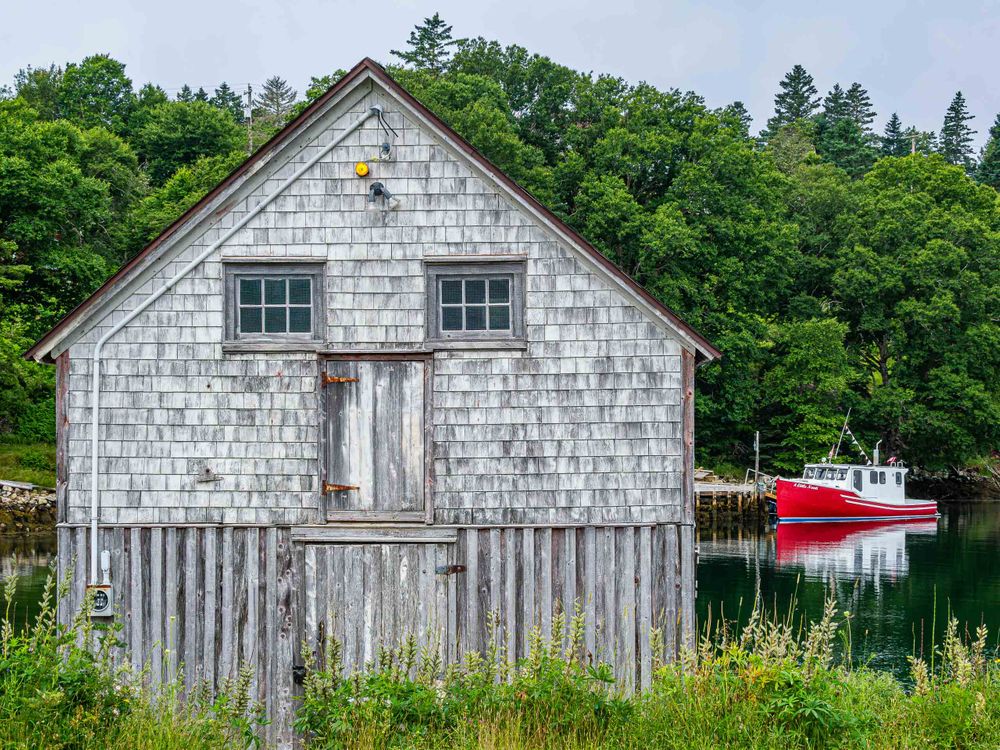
[908,470,1000,502]
[0,481,57,534]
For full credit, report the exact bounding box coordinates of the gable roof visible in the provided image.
[25,58,720,363]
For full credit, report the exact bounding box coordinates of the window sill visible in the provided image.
[222,340,323,353]
[425,339,528,351]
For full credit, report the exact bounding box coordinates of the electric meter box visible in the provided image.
[87,584,113,617]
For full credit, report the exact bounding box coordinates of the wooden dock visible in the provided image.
[694,477,770,523]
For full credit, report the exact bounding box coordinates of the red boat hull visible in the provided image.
[775,478,938,521]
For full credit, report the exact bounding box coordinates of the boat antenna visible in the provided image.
[832,408,851,460]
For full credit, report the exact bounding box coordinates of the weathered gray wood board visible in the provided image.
[57,526,298,748]
[298,524,693,690]
[324,359,426,514]
[59,521,694,747]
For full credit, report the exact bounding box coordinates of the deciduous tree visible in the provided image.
[134,100,243,184]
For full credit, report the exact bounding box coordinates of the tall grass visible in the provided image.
[4,560,998,749]
[297,599,1000,750]
[0,560,266,750]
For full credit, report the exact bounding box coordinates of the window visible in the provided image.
[853,470,863,491]
[440,277,512,332]
[224,262,324,343]
[870,470,878,484]
[879,471,886,485]
[803,468,815,479]
[425,261,525,342]
[895,472,903,486]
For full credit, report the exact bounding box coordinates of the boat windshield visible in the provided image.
[803,467,847,481]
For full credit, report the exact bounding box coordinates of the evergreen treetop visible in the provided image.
[210,82,245,123]
[977,112,1000,189]
[939,90,976,172]
[176,84,194,102]
[391,12,463,74]
[881,113,908,157]
[845,82,876,131]
[764,64,821,137]
[822,84,848,122]
[253,76,297,120]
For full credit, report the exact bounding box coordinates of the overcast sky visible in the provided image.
[3,0,998,147]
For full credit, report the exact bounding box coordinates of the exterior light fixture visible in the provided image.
[355,161,369,177]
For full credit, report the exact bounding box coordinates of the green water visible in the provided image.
[696,503,1000,675]
[1,534,57,630]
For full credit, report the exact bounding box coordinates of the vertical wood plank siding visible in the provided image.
[58,522,693,748]
[57,526,298,748]
[299,525,693,686]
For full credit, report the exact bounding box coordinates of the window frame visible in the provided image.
[424,260,526,343]
[223,261,325,345]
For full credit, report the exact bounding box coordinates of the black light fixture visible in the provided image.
[367,181,399,210]
[367,181,392,202]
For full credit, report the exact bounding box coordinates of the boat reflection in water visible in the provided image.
[776,519,938,587]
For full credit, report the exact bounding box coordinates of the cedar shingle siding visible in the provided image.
[62,86,686,527]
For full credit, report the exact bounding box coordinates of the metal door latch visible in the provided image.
[435,564,467,575]
[321,373,359,386]
[323,482,360,493]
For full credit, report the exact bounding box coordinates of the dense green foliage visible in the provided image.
[0,17,997,472]
[295,601,1000,749]
[1,566,266,749]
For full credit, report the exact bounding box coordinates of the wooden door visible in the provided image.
[299,539,455,673]
[323,359,427,518]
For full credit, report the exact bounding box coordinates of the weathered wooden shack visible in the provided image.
[26,58,720,745]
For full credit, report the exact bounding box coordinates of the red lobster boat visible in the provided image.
[775,462,938,522]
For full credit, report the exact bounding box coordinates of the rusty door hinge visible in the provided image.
[435,564,467,576]
[323,482,360,493]
[321,372,359,386]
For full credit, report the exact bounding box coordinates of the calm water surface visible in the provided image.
[1,534,57,629]
[696,503,1000,674]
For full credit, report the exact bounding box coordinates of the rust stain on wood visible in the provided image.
[323,482,360,493]
[320,372,360,385]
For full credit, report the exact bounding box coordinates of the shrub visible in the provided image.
[1,561,267,749]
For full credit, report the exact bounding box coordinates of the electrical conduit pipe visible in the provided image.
[87,106,382,583]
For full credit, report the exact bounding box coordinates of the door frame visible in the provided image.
[318,352,434,524]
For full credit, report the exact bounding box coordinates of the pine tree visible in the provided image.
[194,87,209,102]
[881,113,909,157]
[939,91,976,172]
[391,12,463,74]
[764,64,821,137]
[822,84,849,122]
[816,83,876,175]
[845,83,876,132]
[211,82,245,123]
[253,76,297,120]
[977,112,1000,189]
[176,84,194,102]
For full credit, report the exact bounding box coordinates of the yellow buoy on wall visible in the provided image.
[355,161,369,177]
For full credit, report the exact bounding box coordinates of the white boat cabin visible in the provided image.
[802,463,909,503]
